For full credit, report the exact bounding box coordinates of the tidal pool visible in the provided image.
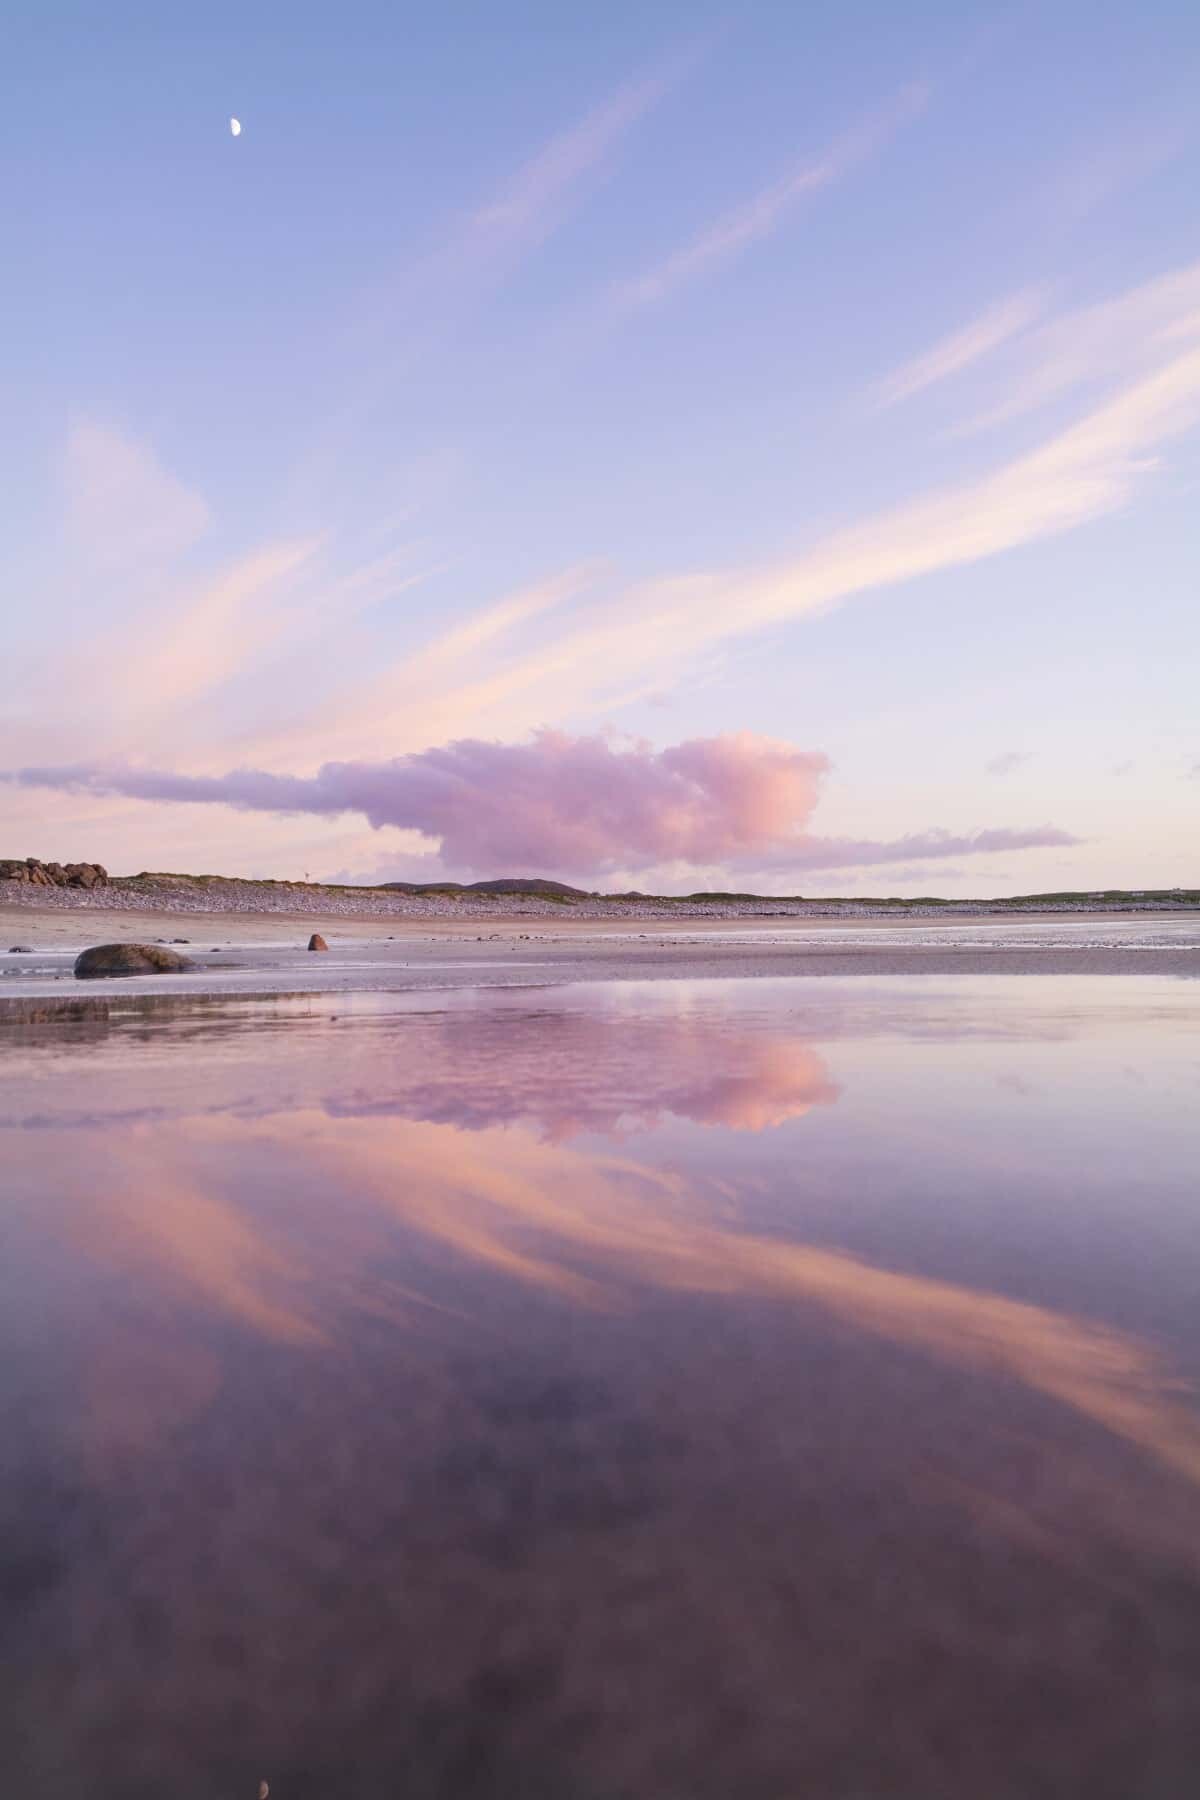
[2,975,1199,1797]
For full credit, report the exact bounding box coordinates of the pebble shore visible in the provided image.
[3,876,1195,923]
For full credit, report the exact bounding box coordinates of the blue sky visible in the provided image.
[2,0,1198,891]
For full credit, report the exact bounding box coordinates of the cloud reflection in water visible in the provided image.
[4,981,1200,1515]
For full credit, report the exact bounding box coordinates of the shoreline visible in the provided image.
[3,904,1199,996]
[5,899,1200,944]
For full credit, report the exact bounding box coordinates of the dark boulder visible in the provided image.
[74,943,193,979]
[8,945,34,954]
[307,933,329,952]
[64,862,108,888]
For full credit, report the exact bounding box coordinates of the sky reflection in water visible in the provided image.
[3,974,1200,1797]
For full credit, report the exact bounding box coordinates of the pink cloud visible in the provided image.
[10,733,824,874]
[7,731,1078,879]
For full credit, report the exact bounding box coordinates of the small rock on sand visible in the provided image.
[8,945,33,954]
[74,943,193,979]
[308,933,329,952]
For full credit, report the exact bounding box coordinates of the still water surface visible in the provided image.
[3,975,1199,1797]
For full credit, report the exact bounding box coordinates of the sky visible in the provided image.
[2,0,1198,895]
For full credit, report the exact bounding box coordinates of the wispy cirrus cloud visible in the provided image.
[399,42,699,298]
[613,80,929,311]
[37,523,436,760]
[17,260,1200,886]
[112,539,322,718]
[32,291,1200,787]
[65,420,209,569]
[957,260,1200,435]
[6,731,1077,879]
[297,47,696,500]
[1052,114,1192,219]
[870,286,1048,410]
[468,59,683,257]
[987,750,1033,777]
[180,316,1200,776]
[333,335,1200,756]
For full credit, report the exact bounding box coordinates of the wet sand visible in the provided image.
[4,904,1200,993]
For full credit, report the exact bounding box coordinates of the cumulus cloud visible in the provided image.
[9,733,826,875]
[6,730,1078,879]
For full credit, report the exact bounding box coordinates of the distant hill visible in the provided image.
[379,877,588,899]
[5,860,1198,912]
[465,878,588,897]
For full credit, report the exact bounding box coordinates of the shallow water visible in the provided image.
[668,914,1200,950]
[4,912,1200,1000]
[3,974,1199,1797]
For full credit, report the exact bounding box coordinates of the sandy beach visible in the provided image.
[4,901,1200,994]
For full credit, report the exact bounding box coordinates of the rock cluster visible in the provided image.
[0,857,108,889]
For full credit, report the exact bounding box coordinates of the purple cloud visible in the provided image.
[7,731,1079,877]
[751,825,1078,873]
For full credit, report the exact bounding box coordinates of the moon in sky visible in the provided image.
[229,117,242,137]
